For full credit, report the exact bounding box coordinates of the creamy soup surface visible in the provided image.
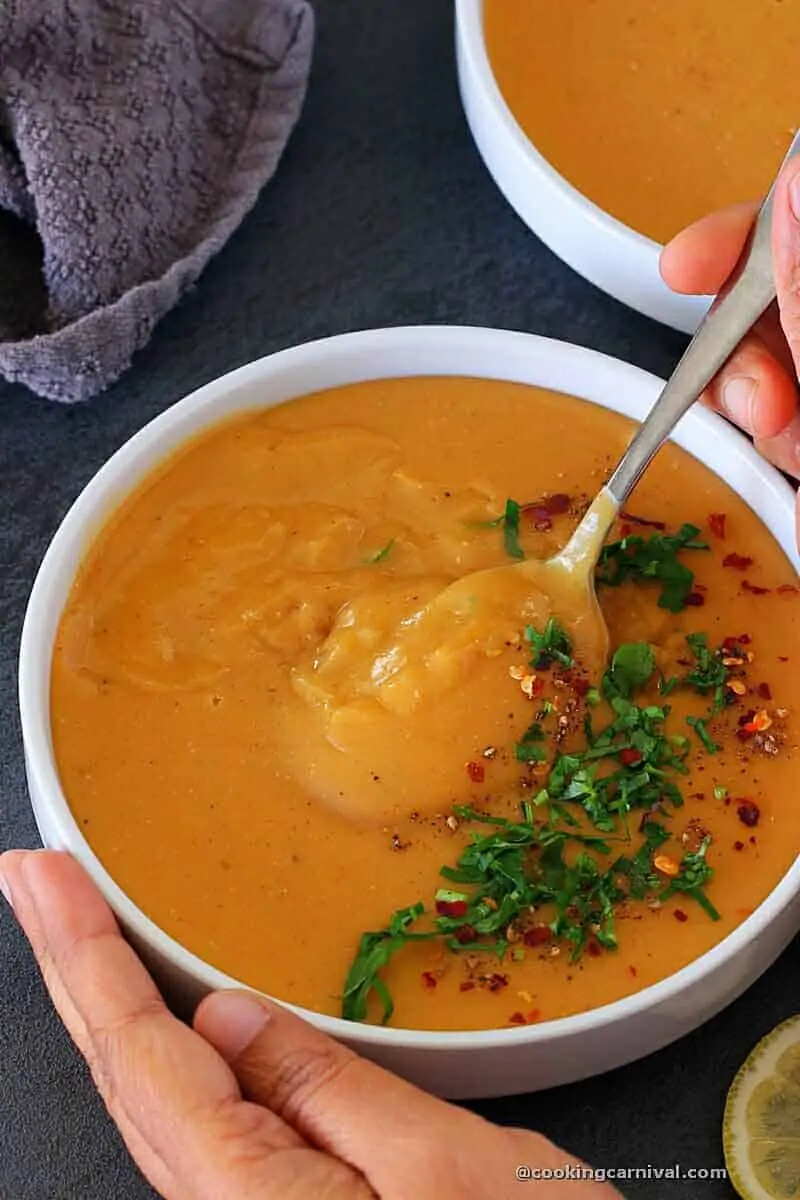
[484,0,800,243]
[52,378,800,1031]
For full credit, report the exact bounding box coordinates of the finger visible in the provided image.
[699,327,798,440]
[0,851,368,1200]
[772,156,800,381]
[660,202,758,295]
[197,990,620,1199]
[754,410,800,481]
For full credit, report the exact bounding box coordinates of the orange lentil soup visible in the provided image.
[51,378,800,1032]
[484,0,800,244]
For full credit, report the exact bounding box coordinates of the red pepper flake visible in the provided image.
[527,1009,541,1023]
[750,835,757,846]
[435,898,469,918]
[708,512,727,539]
[736,727,754,743]
[742,580,771,595]
[620,511,667,531]
[736,800,760,828]
[778,584,799,595]
[508,1011,527,1025]
[628,965,638,978]
[620,748,643,766]
[454,924,478,944]
[586,940,602,957]
[568,674,590,697]
[734,841,745,851]
[545,493,571,515]
[523,925,551,947]
[526,506,553,531]
[757,682,772,701]
[673,909,688,923]
[482,972,509,993]
[684,592,705,607]
[620,523,633,538]
[421,971,438,990]
[723,552,754,570]
[779,656,790,663]
[738,709,757,727]
[459,980,476,992]
[466,761,485,784]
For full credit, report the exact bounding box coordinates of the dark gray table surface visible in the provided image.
[1,3,796,1197]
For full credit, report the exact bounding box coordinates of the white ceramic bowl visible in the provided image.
[455,0,711,334]
[19,326,800,1100]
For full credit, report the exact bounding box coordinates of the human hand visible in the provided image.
[0,849,620,1200]
[660,157,800,509]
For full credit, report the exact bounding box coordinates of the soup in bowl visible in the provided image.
[19,327,800,1099]
[455,0,800,332]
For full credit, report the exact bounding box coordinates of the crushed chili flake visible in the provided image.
[620,748,643,766]
[454,924,478,944]
[459,980,476,992]
[545,493,571,514]
[466,761,485,784]
[708,512,727,539]
[734,841,745,851]
[421,972,438,990]
[684,592,705,607]
[779,656,790,663]
[481,973,509,993]
[619,511,667,531]
[508,1011,527,1025]
[435,898,468,918]
[742,580,771,595]
[527,506,552,531]
[673,909,688,923]
[778,584,799,594]
[586,940,602,957]
[628,965,638,978]
[391,834,409,851]
[738,709,757,727]
[654,853,680,877]
[737,800,760,827]
[568,674,590,697]
[523,925,551,947]
[742,710,772,734]
[723,552,754,570]
[757,682,773,700]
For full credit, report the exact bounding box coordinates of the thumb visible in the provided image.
[195,990,618,1199]
[771,157,800,375]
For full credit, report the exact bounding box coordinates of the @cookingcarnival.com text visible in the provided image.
[515,1164,728,1183]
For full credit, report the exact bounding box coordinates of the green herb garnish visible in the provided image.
[515,720,547,763]
[596,522,708,611]
[501,498,524,560]
[683,632,729,714]
[686,715,720,754]
[363,538,395,565]
[604,642,655,700]
[525,617,574,669]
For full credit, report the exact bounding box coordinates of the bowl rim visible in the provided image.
[19,324,800,1053]
[455,0,666,255]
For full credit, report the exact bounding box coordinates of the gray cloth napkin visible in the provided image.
[0,0,314,403]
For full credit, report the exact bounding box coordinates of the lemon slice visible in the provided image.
[724,1015,800,1199]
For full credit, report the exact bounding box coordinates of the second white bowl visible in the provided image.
[454,0,711,334]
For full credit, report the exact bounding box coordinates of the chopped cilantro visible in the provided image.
[525,617,574,669]
[515,720,547,764]
[501,498,524,560]
[363,538,395,565]
[604,642,655,700]
[596,523,708,612]
[686,715,720,754]
[683,633,729,714]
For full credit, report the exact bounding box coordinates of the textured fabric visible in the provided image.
[0,0,314,402]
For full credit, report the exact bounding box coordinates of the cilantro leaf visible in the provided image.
[604,643,655,701]
[502,498,524,560]
[596,523,708,611]
[525,618,574,669]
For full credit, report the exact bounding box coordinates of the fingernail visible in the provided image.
[0,869,13,913]
[201,991,271,1062]
[721,376,757,431]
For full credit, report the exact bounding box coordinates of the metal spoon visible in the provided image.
[528,127,800,661]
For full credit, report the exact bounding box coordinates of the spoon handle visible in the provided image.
[605,128,800,507]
